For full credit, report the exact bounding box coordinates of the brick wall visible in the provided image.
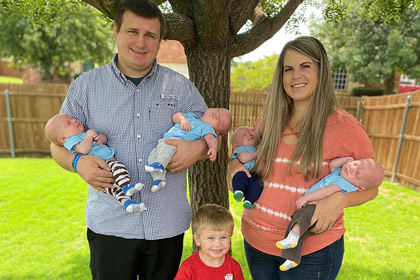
[0,61,21,78]
[157,40,187,64]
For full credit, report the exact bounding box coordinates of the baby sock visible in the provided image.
[279,260,298,271]
[122,183,144,197]
[276,230,300,249]
[145,162,164,173]
[233,190,244,202]
[151,179,166,192]
[243,200,253,209]
[122,200,147,213]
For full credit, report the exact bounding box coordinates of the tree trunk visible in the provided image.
[383,70,395,95]
[185,46,231,250]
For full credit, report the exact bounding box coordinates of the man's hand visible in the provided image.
[226,159,250,192]
[165,138,207,173]
[77,155,114,192]
[309,192,344,234]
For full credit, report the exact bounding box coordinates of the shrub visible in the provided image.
[351,87,384,97]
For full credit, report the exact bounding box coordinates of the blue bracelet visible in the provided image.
[72,153,83,173]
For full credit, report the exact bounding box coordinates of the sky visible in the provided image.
[239,28,309,62]
[238,6,320,62]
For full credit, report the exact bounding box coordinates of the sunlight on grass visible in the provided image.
[0,75,23,84]
[337,182,420,280]
[1,158,89,279]
[1,159,419,280]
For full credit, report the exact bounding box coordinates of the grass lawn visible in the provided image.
[0,75,23,84]
[1,158,419,279]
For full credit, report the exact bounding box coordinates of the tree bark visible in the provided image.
[383,70,395,95]
[185,46,231,211]
[185,45,232,250]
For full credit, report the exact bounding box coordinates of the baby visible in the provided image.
[230,126,263,209]
[145,108,232,192]
[45,113,146,213]
[276,157,384,271]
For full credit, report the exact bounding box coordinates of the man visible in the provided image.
[50,0,209,279]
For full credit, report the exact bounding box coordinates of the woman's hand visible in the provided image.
[309,192,345,234]
[226,159,250,192]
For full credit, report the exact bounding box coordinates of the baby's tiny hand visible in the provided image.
[180,119,191,131]
[296,196,308,209]
[86,129,97,139]
[346,157,354,163]
[94,135,103,146]
[208,149,217,161]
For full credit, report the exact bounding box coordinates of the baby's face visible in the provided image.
[340,159,380,189]
[234,127,259,147]
[203,108,232,135]
[57,114,84,139]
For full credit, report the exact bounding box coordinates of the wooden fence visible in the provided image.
[0,84,68,157]
[1,84,419,190]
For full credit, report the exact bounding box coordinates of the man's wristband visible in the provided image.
[72,153,83,173]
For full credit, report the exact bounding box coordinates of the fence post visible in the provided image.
[356,99,364,123]
[5,89,16,158]
[391,95,412,183]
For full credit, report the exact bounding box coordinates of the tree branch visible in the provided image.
[168,0,192,17]
[230,0,304,58]
[229,0,259,33]
[82,0,117,19]
[152,0,167,6]
[164,13,195,48]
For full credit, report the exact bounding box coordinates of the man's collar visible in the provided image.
[111,54,158,83]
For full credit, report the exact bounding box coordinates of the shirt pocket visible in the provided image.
[148,98,178,134]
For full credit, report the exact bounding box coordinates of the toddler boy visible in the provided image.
[174,204,245,280]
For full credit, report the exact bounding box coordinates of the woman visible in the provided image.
[227,36,378,279]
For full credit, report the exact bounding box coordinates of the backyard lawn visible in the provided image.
[0,75,23,84]
[0,158,419,279]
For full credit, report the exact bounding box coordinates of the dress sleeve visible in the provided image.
[323,110,374,161]
[63,133,85,153]
[202,123,218,138]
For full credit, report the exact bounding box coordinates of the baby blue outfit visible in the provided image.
[231,146,262,209]
[305,168,358,195]
[232,146,257,171]
[146,113,218,190]
[163,112,217,140]
[64,132,114,160]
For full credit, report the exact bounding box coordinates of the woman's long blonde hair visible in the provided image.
[254,36,339,181]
